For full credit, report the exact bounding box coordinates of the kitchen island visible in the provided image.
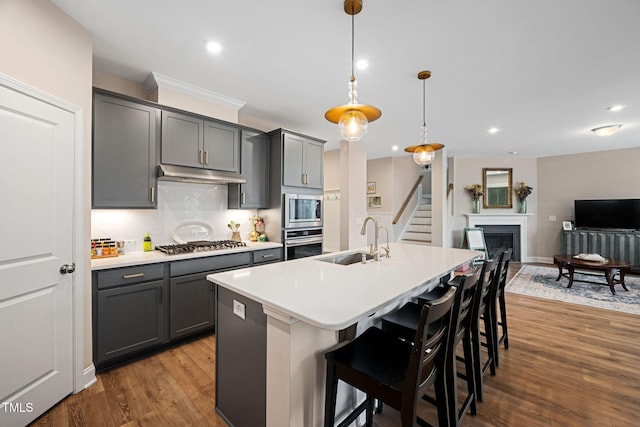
[207,243,481,427]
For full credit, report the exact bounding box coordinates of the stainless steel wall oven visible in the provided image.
[284,228,323,260]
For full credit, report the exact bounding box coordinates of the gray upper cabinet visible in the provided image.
[161,110,203,168]
[282,132,324,189]
[92,93,159,208]
[204,121,240,172]
[228,129,269,209]
[161,110,240,172]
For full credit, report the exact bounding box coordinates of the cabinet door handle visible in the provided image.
[302,173,306,185]
[205,151,209,165]
[122,273,144,279]
[262,254,274,259]
[199,150,204,165]
[150,187,155,203]
[241,192,246,204]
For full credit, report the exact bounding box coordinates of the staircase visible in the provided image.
[398,196,432,245]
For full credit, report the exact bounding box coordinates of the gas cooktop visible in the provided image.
[155,240,247,255]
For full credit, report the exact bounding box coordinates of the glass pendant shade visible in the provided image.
[324,0,380,141]
[404,70,444,166]
[339,109,368,141]
[412,145,436,166]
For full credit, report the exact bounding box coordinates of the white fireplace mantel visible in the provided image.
[464,214,532,262]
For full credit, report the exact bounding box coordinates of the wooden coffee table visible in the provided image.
[553,254,630,295]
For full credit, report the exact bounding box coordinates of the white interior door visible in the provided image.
[0,79,76,426]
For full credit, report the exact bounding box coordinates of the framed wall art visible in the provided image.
[366,182,376,194]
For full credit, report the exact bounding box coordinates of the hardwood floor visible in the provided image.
[31,263,640,426]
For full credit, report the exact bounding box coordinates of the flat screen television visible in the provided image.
[574,199,640,230]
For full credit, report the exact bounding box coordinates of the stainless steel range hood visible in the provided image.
[157,164,246,184]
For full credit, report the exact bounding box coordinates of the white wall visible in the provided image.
[536,147,640,261]
[323,150,342,252]
[340,140,368,250]
[0,0,93,369]
[450,156,537,259]
[364,156,422,243]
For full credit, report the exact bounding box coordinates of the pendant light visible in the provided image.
[404,70,444,166]
[325,0,381,141]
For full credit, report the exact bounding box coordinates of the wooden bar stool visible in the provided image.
[380,271,481,427]
[495,248,512,355]
[324,287,456,427]
[471,256,500,401]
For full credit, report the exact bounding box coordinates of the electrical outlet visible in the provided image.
[123,239,136,251]
[549,215,557,221]
[233,300,246,320]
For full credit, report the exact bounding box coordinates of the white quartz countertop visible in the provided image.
[91,241,282,270]
[207,243,481,330]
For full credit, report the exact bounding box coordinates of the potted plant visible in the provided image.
[514,181,533,213]
[465,184,484,213]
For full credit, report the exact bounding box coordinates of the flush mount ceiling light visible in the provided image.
[591,124,622,136]
[607,105,625,112]
[206,41,222,54]
[325,0,381,142]
[404,70,444,166]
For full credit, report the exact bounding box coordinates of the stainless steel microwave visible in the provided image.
[284,194,322,229]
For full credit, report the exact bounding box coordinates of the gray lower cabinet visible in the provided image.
[93,263,166,369]
[169,272,215,339]
[228,129,269,209]
[168,252,252,339]
[252,247,282,265]
[92,92,159,208]
[161,110,240,172]
[216,286,266,427]
[93,249,279,371]
[95,280,166,366]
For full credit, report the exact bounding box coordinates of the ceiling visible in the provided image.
[52,0,640,160]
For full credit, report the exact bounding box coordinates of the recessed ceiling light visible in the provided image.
[206,41,222,54]
[355,59,368,70]
[488,127,500,134]
[392,145,399,151]
[591,124,622,136]
[607,105,625,112]
[509,151,518,155]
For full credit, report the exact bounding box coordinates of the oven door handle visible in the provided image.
[285,237,323,247]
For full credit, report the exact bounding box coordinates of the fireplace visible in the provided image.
[465,214,529,262]
[476,225,520,261]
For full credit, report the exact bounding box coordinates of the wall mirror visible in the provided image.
[483,167,512,208]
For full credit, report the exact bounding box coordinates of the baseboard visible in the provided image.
[81,363,97,391]
[528,256,553,264]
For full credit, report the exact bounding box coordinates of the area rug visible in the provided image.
[505,264,640,315]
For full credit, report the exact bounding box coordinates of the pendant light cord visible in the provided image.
[422,78,426,127]
[350,8,355,80]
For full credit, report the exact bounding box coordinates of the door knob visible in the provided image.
[60,263,76,274]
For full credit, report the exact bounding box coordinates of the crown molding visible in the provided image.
[143,72,246,110]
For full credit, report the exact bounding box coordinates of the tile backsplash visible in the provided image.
[91,181,258,251]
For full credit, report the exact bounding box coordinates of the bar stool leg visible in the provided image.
[324,361,338,427]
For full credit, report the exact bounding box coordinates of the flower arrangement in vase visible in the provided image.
[250,214,264,242]
[465,184,484,213]
[514,181,533,213]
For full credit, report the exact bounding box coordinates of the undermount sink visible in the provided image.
[317,252,374,266]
